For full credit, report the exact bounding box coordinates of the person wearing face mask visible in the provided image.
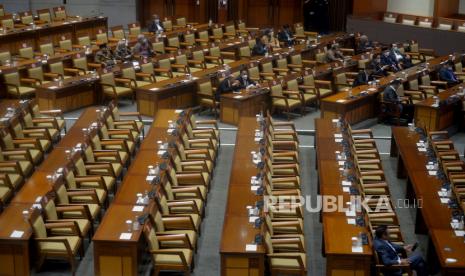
[371,54,389,77]
[381,50,400,72]
[132,35,153,57]
[439,61,461,85]
[148,14,164,33]
[278,25,295,46]
[236,69,258,89]
[216,74,241,101]
[95,43,115,67]
[115,39,132,62]
[389,44,413,69]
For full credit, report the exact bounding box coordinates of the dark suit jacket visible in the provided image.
[383,85,399,103]
[373,237,404,266]
[278,30,294,45]
[381,54,399,71]
[370,60,388,76]
[252,43,267,56]
[352,71,372,87]
[357,41,374,54]
[216,78,239,100]
[236,76,256,88]
[439,67,459,84]
[148,21,164,33]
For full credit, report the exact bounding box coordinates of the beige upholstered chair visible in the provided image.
[100,72,135,104]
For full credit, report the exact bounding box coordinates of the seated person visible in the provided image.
[357,35,374,54]
[371,54,389,77]
[326,44,345,63]
[389,44,413,69]
[236,69,258,89]
[277,24,295,46]
[439,61,460,85]
[132,35,153,57]
[352,68,373,87]
[148,14,164,33]
[381,50,400,72]
[373,225,427,276]
[114,40,132,62]
[216,74,240,101]
[265,29,280,48]
[252,36,269,56]
[382,79,413,121]
[94,43,115,67]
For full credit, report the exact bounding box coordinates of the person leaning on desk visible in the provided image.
[382,78,414,122]
[216,74,241,101]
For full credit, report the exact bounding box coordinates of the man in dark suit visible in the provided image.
[383,79,413,121]
[236,69,257,89]
[439,62,460,85]
[381,50,400,72]
[389,44,413,69]
[252,36,268,56]
[147,14,164,33]
[371,54,389,77]
[373,226,428,276]
[356,35,374,54]
[352,68,372,87]
[277,25,294,46]
[216,74,240,101]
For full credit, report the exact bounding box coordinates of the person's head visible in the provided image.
[137,34,145,43]
[99,43,108,50]
[283,24,290,30]
[390,78,402,88]
[445,61,454,69]
[391,43,398,50]
[331,43,339,51]
[383,50,390,57]
[360,35,368,42]
[240,69,248,78]
[152,14,159,22]
[375,225,389,240]
[373,53,381,62]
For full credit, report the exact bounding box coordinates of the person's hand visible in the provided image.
[400,258,410,265]
[404,244,414,253]
[382,65,389,70]
[232,80,240,86]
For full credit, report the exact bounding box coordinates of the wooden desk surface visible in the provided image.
[415,84,464,108]
[0,203,33,241]
[315,118,373,257]
[391,127,465,270]
[220,117,265,255]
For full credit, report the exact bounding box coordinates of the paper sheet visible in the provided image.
[119,233,132,240]
[351,246,363,253]
[347,218,356,225]
[10,230,24,238]
[132,206,144,212]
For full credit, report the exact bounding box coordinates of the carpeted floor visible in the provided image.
[31,100,464,275]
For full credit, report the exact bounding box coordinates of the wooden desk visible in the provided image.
[315,118,372,276]
[93,109,180,276]
[220,88,269,126]
[391,127,465,275]
[220,117,265,276]
[36,74,99,112]
[0,106,104,276]
[320,55,452,124]
[414,85,464,131]
[0,17,107,55]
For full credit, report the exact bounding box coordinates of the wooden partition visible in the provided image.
[352,0,387,17]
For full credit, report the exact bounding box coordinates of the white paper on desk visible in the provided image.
[416,143,425,147]
[418,147,427,152]
[227,43,234,46]
[234,95,243,99]
[332,119,339,123]
[426,165,435,170]
[352,246,363,253]
[440,198,449,204]
[254,137,261,143]
[175,109,183,113]
[249,216,259,223]
[347,218,356,225]
[445,258,457,263]
[10,230,24,238]
[167,128,175,134]
[146,175,156,182]
[428,170,437,176]
[345,210,356,217]
[157,150,166,156]
[342,181,352,187]
[336,99,347,103]
[454,230,465,237]
[335,138,343,143]
[343,187,350,193]
[251,186,259,192]
[246,244,257,252]
[150,88,159,91]
[192,77,199,80]
[48,86,58,89]
[119,233,132,240]
[132,205,144,212]
[338,161,345,166]
[438,191,448,197]
[334,133,343,138]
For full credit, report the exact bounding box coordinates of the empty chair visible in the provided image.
[37,9,52,23]
[270,83,303,119]
[100,72,135,104]
[53,6,68,21]
[3,69,36,98]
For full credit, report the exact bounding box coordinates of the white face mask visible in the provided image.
[242,75,247,79]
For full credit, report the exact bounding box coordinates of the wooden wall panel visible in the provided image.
[352,0,387,16]
[277,0,302,26]
[244,0,272,28]
[434,0,460,17]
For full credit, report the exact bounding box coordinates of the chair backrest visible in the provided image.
[96,32,108,43]
[158,58,171,69]
[4,71,20,86]
[0,51,11,64]
[73,57,88,71]
[78,36,91,47]
[59,39,72,51]
[213,27,223,38]
[409,79,419,90]
[176,55,188,65]
[176,17,186,27]
[141,62,154,74]
[111,26,125,40]
[248,39,256,49]
[20,11,34,25]
[198,80,213,96]
[335,73,347,84]
[152,41,165,54]
[28,65,45,81]
[209,47,220,57]
[49,61,65,76]
[29,210,48,239]
[421,74,431,86]
[1,17,14,29]
[276,58,287,69]
[225,24,235,34]
[248,66,260,79]
[303,74,315,86]
[271,84,283,97]
[128,23,140,36]
[40,43,54,56]
[0,5,4,17]
[295,25,304,36]
[122,67,136,80]
[37,9,52,23]
[53,6,67,21]
[290,54,302,65]
[163,20,173,31]
[261,62,273,73]
[198,30,209,41]
[184,33,195,46]
[287,79,299,91]
[100,72,115,86]
[316,52,326,63]
[168,36,180,48]
[192,50,204,61]
[239,46,250,58]
[19,47,34,59]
